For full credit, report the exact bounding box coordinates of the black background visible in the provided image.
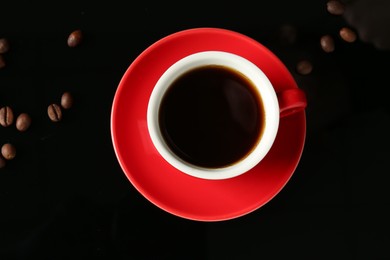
[1,0,390,259]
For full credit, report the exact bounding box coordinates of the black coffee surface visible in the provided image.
[159,65,265,168]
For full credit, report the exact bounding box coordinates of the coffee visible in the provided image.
[1,143,16,160]
[326,0,345,16]
[339,27,357,43]
[61,91,74,109]
[16,112,32,132]
[320,34,335,53]
[47,103,63,122]
[158,65,265,168]
[67,29,83,47]
[0,106,14,127]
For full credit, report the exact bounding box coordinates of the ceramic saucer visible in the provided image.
[111,27,306,221]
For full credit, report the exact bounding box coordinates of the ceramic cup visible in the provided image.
[147,51,306,180]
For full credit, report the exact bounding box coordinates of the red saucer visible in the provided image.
[110,27,306,221]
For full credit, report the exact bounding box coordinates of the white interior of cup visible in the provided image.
[147,51,279,180]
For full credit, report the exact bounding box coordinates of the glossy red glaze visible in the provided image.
[278,88,307,118]
[111,27,306,221]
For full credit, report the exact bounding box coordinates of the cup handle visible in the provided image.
[277,88,307,118]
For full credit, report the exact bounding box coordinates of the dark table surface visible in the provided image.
[1,0,390,259]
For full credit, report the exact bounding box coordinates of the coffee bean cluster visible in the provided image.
[319,0,357,54]
[1,31,80,169]
[290,0,360,76]
[0,106,32,131]
[47,91,74,122]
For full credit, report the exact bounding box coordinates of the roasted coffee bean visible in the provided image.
[0,55,5,69]
[326,0,345,15]
[296,60,313,75]
[0,106,14,127]
[339,27,357,43]
[61,91,73,109]
[48,103,62,122]
[0,155,6,169]
[0,38,10,54]
[1,143,16,160]
[67,29,83,47]
[320,34,335,53]
[16,113,32,132]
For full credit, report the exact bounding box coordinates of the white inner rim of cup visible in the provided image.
[147,51,279,180]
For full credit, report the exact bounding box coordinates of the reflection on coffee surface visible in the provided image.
[159,65,265,168]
